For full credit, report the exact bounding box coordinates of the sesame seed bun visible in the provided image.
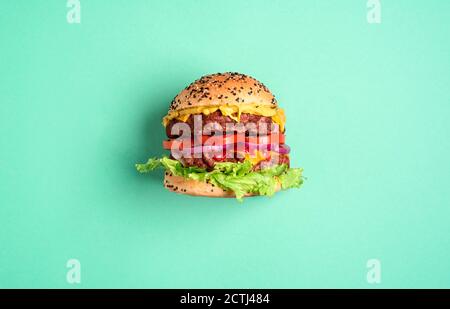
[169,72,278,112]
[163,172,281,198]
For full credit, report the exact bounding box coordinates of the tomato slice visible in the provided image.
[162,133,285,150]
[162,139,174,150]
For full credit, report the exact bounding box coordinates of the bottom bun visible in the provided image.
[163,172,281,198]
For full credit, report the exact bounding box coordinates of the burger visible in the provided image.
[136,72,303,200]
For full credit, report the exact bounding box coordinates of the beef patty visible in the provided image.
[173,151,290,171]
[166,111,277,138]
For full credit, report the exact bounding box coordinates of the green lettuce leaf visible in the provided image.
[135,157,304,201]
[135,158,161,173]
[279,168,304,189]
[213,160,253,176]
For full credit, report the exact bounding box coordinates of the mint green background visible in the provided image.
[1,0,449,288]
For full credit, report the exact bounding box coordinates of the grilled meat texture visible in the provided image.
[166,111,277,138]
[172,152,290,171]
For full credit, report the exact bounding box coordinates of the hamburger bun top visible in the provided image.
[168,72,278,113]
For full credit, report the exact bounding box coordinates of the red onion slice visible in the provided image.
[175,143,290,155]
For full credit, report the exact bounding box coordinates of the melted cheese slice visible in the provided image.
[243,150,288,166]
[244,150,268,165]
[162,103,286,132]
